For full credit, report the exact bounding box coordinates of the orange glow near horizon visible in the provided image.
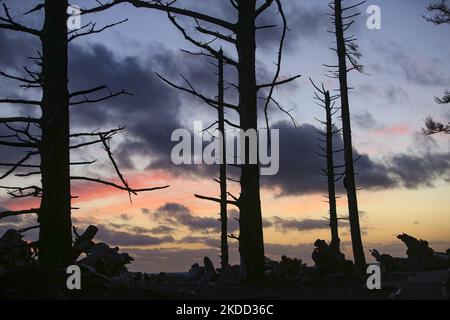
[2,169,449,259]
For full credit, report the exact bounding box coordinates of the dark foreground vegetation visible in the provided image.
[1,225,448,300]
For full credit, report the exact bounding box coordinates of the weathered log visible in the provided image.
[72,225,99,261]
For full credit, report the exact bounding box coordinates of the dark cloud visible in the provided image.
[353,110,380,129]
[96,223,175,247]
[67,42,200,175]
[179,235,220,248]
[388,151,450,188]
[67,41,227,179]
[264,216,348,232]
[149,225,176,235]
[107,222,151,235]
[261,121,397,196]
[354,83,411,107]
[146,202,234,233]
[256,2,327,52]
[261,121,450,196]
[371,38,450,86]
[0,31,37,69]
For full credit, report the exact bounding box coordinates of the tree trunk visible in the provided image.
[236,0,265,281]
[38,0,73,268]
[324,91,340,254]
[217,49,229,270]
[334,0,366,273]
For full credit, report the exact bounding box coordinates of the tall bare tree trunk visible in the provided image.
[324,91,340,254]
[334,0,366,273]
[38,0,73,267]
[236,0,265,281]
[217,49,229,270]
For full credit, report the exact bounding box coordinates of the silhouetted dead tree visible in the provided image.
[423,1,450,134]
[423,116,450,134]
[327,0,366,273]
[311,79,343,255]
[165,49,233,269]
[425,0,450,24]
[217,50,229,270]
[0,1,167,267]
[84,0,300,281]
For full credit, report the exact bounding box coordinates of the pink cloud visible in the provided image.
[371,123,411,136]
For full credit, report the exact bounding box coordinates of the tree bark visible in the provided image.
[334,0,366,273]
[38,0,73,268]
[217,49,229,270]
[236,0,265,281]
[324,91,340,254]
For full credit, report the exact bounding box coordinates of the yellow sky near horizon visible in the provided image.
[61,171,450,254]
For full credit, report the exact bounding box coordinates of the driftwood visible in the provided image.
[370,249,409,273]
[187,256,218,283]
[372,233,450,272]
[75,229,134,279]
[72,225,98,261]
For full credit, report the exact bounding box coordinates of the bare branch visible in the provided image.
[255,0,274,17]
[127,0,236,31]
[0,117,40,124]
[195,194,239,207]
[0,208,38,220]
[0,151,37,180]
[257,74,301,90]
[0,98,40,106]
[263,0,290,139]
[71,176,169,194]
[156,72,238,110]
[0,4,41,36]
[68,19,128,42]
[167,13,238,67]
[195,19,236,44]
[70,89,131,105]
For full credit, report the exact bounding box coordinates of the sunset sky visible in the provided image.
[0,0,449,273]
